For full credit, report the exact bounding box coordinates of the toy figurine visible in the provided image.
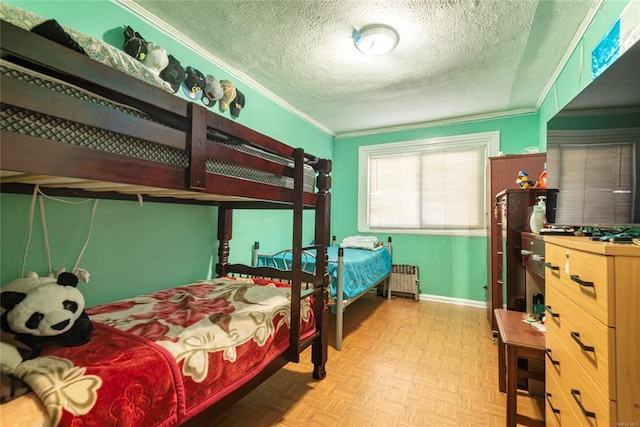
[516,170,539,189]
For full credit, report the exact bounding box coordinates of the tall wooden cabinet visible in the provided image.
[495,189,546,310]
[544,236,640,426]
[486,154,546,331]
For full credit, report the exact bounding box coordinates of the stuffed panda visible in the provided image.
[0,341,30,403]
[0,271,93,360]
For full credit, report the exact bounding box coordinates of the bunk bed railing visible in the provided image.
[1,20,321,206]
[0,20,319,162]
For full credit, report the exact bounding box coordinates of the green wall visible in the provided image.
[334,113,539,301]
[1,194,216,307]
[0,1,333,306]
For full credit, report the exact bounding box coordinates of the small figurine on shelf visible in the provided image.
[538,168,547,189]
[516,170,539,189]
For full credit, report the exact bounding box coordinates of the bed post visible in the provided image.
[386,236,393,300]
[287,148,305,363]
[187,103,207,191]
[216,203,233,277]
[336,248,345,351]
[252,242,260,267]
[312,158,331,379]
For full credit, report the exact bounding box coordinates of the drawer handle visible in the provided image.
[544,262,559,271]
[570,274,594,287]
[545,348,560,365]
[571,389,596,418]
[520,249,532,256]
[571,331,595,352]
[545,305,560,318]
[545,392,561,414]
[532,254,544,262]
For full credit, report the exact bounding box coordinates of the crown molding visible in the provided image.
[113,0,607,142]
[335,108,536,139]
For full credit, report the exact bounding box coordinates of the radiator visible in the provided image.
[388,264,419,301]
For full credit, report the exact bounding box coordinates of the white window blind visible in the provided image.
[359,132,499,236]
[369,153,421,228]
[547,138,635,225]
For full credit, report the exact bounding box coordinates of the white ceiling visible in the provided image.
[124,0,600,136]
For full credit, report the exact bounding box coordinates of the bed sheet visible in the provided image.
[0,3,174,92]
[258,246,392,300]
[12,277,315,426]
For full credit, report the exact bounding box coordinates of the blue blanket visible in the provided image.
[258,246,392,299]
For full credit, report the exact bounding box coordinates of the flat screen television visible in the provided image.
[545,36,640,228]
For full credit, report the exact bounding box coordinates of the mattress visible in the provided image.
[258,246,392,299]
[0,3,174,92]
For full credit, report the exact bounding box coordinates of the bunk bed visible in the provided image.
[254,237,392,350]
[0,15,331,427]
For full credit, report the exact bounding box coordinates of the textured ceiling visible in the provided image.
[125,0,599,136]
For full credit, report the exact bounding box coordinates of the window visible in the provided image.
[358,131,499,236]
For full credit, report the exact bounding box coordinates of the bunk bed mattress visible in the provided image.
[11,277,316,426]
[259,246,392,300]
[0,3,173,92]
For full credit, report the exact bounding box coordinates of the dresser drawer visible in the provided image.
[547,321,614,426]
[545,286,615,400]
[545,368,578,427]
[522,233,545,279]
[556,359,615,427]
[544,243,614,326]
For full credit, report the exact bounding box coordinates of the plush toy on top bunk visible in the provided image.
[201,75,246,117]
[201,73,223,107]
[121,24,246,114]
[123,25,186,93]
[124,25,170,75]
[181,66,206,101]
[218,79,246,118]
[31,19,86,55]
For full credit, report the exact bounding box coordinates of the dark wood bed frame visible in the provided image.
[0,19,330,421]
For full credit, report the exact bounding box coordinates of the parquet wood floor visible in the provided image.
[209,293,544,426]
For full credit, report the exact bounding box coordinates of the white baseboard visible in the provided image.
[419,293,487,309]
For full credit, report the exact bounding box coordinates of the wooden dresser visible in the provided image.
[543,236,640,426]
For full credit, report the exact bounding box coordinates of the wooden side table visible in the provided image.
[494,309,545,427]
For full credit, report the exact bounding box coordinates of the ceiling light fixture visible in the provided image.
[353,25,399,56]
